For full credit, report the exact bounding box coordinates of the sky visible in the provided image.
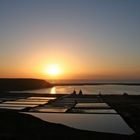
[0,0,140,80]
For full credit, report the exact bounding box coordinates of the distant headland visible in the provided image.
[0,78,53,91]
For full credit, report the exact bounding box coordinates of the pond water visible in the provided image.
[27,112,134,135]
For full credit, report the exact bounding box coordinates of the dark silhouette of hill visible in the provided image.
[0,78,53,91]
[0,109,130,140]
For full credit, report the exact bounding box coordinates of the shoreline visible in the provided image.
[54,82,140,86]
[1,78,140,92]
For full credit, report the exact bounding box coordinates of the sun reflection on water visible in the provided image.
[50,87,56,94]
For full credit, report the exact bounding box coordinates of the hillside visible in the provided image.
[0,78,53,91]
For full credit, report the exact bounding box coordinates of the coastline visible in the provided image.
[54,82,140,86]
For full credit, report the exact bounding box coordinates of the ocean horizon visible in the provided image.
[9,79,140,95]
[47,79,140,84]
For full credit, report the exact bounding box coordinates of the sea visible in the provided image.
[11,79,140,95]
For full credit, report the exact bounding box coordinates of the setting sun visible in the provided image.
[45,64,61,76]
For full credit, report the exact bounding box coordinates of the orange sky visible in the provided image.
[0,0,140,80]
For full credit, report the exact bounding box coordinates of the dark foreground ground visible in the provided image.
[102,95,140,138]
[0,93,140,139]
[0,109,130,140]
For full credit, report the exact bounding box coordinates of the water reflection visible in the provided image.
[10,85,140,95]
[28,113,134,135]
[50,87,56,94]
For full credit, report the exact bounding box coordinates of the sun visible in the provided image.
[45,64,61,76]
